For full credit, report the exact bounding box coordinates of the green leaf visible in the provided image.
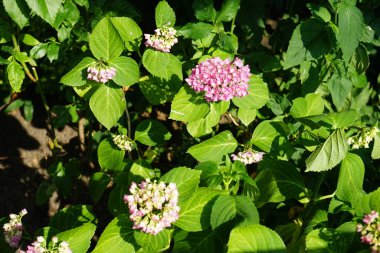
[7,59,25,92]
[110,17,142,52]
[210,195,259,230]
[298,110,359,129]
[175,188,221,232]
[238,108,256,126]
[307,3,331,23]
[98,138,125,171]
[155,1,176,27]
[215,0,240,23]
[290,93,324,118]
[30,43,48,59]
[232,75,269,110]
[336,153,365,203]
[227,224,286,253]
[305,228,348,253]
[178,22,214,40]
[21,34,40,46]
[338,5,364,63]
[351,44,369,75]
[89,84,126,130]
[135,119,171,146]
[89,172,111,202]
[217,33,238,53]
[128,159,155,184]
[108,56,139,87]
[305,129,347,172]
[108,185,129,216]
[47,43,59,62]
[3,0,30,29]
[25,0,62,26]
[255,160,305,207]
[187,130,238,162]
[170,86,210,123]
[139,75,181,105]
[160,167,201,205]
[49,205,96,231]
[283,19,331,69]
[89,17,124,61]
[56,223,96,253]
[134,230,171,253]
[93,215,138,253]
[173,229,219,253]
[142,49,183,80]
[327,74,352,110]
[60,57,96,87]
[371,134,380,159]
[192,0,216,22]
[63,0,79,26]
[251,120,287,152]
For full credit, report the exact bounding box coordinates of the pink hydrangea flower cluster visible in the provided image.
[124,178,180,235]
[3,208,27,248]
[231,150,265,165]
[87,66,116,83]
[357,210,380,253]
[20,236,72,253]
[185,57,251,102]
[144,26,178,52]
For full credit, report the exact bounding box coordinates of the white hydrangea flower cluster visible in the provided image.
[113,135,135,151]
[19,236,72,253]
[3,208,27,248]
[348,127,379,149]
[87,66,116,83]
[231,150,265,165]
[144,25,178,52]
[124,178,180,235]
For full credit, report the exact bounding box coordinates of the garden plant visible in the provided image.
[1,0,380,252]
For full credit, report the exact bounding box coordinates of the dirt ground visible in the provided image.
[0,107,77,231]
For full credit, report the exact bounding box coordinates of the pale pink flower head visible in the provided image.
[87,66,116,83]
[124,178,180,235]
[145,26,178,52]
[19,236,72,253]
[231,150,264,165]
[3,209,27,248]
[357,210,380,252]
[185,57,251,102]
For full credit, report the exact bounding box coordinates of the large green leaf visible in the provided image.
[142,49,183,80]
[338,5,364,63]
[298,110,359,129]
[305,228,348,253]
[110,17,142,51]
[139,75,181,105]
[7,59,25,92]
[175,188,221,232]
[210,195,259,230]
[97,138,125,170]
[173,229,219,253]
[238,108,256,126]
[49,205,96,231]
[178,22,214,40]
[89,17,124,61]
[135,119,171,146]
[60,57,96,87]
[215,0,240,23]
[89,172,111,202]
[25,0,62,26]
[93,215,138,253]
[192,0,216,22]
[89,84,126,130]
[371,134,380,159]
[56,223,96,253]
[255,160,305,207]
[290,93,324,118]
[251,120,288,152]
[169,86,210,123]
[327,74,353,110]
[187,131,238,162]
[232,75,269,110]
[134,230,171,253]
[108,56,139,87]
[305,129,347,172]
[3,0,30,29]
[227,224,286,253]
[155,1,176,27]
[160,167,201,205]
[336,153,365,203]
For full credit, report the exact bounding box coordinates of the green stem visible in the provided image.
[125,106,133,159]
[230,16,236,34]
[11,34,37,82]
